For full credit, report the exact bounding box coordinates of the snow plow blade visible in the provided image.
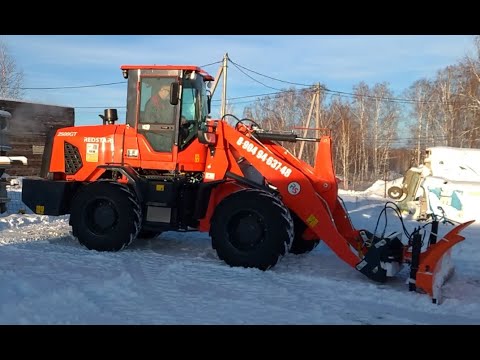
[412,220,475,304]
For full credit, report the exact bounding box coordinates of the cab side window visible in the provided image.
[140,78,175,125]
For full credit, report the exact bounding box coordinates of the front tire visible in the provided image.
[70,182,141,251]
[210,189,294,270]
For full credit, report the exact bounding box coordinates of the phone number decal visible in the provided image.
[237,136,292,178]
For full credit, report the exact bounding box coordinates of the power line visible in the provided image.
[230,61,283,91]
[75,106,126,109]
[3,56,466,108]
[211,99,257,107]
[325,89,427,105]
[212,89,314,102]
[228,59,315,88]
[200,60,223,68]
[73,88,310,109]
[229,57,462,106]
[14,59,222,91]
[75,109,126,113]
[20,81,126,90]
[20,56,463,109]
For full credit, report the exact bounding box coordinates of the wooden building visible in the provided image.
[0,98,74,177]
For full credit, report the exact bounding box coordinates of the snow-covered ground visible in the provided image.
[1,182,479,324]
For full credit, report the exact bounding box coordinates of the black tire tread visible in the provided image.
[70,181,141,251]
[210,188,294,270]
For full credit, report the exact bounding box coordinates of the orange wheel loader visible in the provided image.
[21,65,474,304]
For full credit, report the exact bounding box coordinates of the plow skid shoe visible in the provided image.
[415,220,475,304]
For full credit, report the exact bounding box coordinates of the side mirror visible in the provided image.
[207,90,212,114]
[170,82,180,106]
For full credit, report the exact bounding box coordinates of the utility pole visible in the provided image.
[315,83,321,156]
[298,84,322,162]
[208,53,228,119]
[221,53,229,119]
[298,91,317,160]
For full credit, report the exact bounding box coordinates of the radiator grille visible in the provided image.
[64,142,82,175]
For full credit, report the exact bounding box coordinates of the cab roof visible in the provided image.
[120,65,214,81]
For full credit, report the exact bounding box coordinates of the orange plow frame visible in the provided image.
[412,220,475,303]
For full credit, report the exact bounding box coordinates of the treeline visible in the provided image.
[241,36,480,190]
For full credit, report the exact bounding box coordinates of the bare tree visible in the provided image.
[241,35,480,189]
[405,79,436,164]
[245,87,319,163]
[367,83,400,180]
[0,41,24,100]
[351,82,370,183]
[452,61,479,147]
[329,97,357,189]
[456,36,480,147]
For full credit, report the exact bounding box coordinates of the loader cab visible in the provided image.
[121,65,213,171]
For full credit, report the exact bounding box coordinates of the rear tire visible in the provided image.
[70,181,141,251]
[210,189,294,270]
[289,213,320,255]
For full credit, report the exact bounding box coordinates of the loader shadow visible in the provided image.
[44,230,219,264]
[131,232,413,294]
[6,228,478,316]
[54,230,411,291]
[34,231,480,305]
[129,231,216,256]
[0,218,407,291]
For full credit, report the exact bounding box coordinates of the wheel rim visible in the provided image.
[388,186,403,200]
[85,198,119,235]
[227,210,266,251]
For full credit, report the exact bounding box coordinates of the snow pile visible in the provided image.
[0,178,479,324]
[426,146,480,182]
[361,177,404,197]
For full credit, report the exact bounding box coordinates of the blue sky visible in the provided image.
[0,35,476,126]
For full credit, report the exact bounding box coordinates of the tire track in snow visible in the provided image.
[1,218,480,324]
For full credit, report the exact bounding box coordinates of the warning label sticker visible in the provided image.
[86,143,99,162]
